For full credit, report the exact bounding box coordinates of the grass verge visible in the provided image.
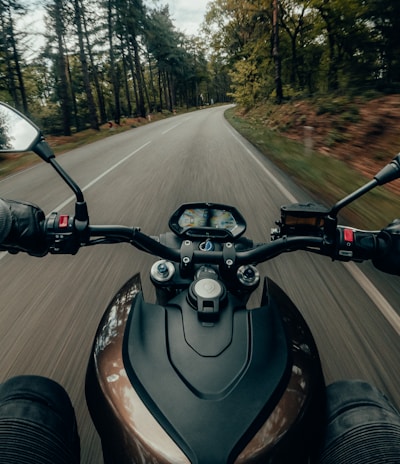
[225,107,400,230]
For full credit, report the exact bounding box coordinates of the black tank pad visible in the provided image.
[123,292,290,464]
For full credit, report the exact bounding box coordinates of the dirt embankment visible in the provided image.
[244,94,400,191]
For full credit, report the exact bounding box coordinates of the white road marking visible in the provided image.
[0,141,151,261]
[52,141,152,211]
[344,262,400,336]
[162,120,188,135]
[228,129,298,204]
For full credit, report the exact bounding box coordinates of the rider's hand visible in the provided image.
[0,199,48,257]
[372,219,400,275]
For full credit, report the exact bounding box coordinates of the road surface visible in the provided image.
[0,105,399,463]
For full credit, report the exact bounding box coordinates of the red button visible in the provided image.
[59,215,69,228]
[344,228,354,242]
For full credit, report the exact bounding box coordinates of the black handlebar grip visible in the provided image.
[372,219,400,276]
[0,199,48,257]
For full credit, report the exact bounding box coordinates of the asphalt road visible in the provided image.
[0,105,399,463]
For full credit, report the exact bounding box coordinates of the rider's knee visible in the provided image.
[0,375,80,463]
[319,380,400,464]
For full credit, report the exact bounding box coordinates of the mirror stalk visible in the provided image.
[330,154,400,218]
[330,179,378,218]
[33,138,55,162]
[34,137,85,205]
[48,158,90,241]
[48,157,84,204]
[36,140,90,241]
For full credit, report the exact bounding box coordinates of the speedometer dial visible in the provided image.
[178,209,208,228]
[210,210,236,231]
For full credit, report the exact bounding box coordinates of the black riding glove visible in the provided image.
[0,199,48,257]
[372,219,400,276]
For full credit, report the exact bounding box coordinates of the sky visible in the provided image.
[17,0,210,60]
[22,1,210,43]
[149,0,210,35]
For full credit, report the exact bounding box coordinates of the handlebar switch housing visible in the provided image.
[335,227,377,262]
[335,227,355,260]
[45,212,80,255]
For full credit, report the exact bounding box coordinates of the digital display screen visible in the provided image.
[178,208,237,232]
[169,203,246,240]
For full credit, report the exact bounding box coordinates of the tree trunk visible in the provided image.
[81,6,107,123]
[318,1,339,91]
[146,52,158,112]
[272,0,283,103]
[131,37,146,117]
[74,0,99,130]
[54,0,72,136]
[166,71,173,111]
[158,70,163,111]
[125,41,139,115]
[141,64,151,114]
[6,7,28,112]
[0,11,18,107]
[64,45,80,132]
[107,0,121,124]
[120,42,132,116]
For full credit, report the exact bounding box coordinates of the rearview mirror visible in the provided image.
[0,102,87,223]
[0,103,41,152]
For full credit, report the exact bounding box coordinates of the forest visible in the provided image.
[1,0,399,136]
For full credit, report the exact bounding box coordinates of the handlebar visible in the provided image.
[44,212,386,267]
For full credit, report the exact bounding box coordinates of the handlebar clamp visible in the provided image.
[180,239,194,275]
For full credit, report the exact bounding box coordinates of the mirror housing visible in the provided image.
[0,103,41,152]
[0,101,88,232]
[0,102,55,162]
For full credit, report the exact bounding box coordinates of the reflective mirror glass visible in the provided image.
[0,103,40,152]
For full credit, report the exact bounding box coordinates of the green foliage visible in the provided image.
[2,0,220,135]
[228,36,275,107]
[228,60,261,108]
[316,101,342,116]
[31,102,65,135]
[3,0,400,135]
[325,129,351,147]
[204,0,400,104]
[340,108,360,124]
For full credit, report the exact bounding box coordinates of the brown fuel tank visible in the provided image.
[86,274,325,464]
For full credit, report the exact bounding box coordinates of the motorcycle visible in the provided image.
[0,102,399,464]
